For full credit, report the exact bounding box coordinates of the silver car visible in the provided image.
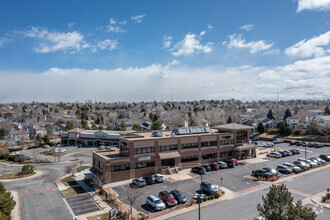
[152,174,164,183]
[146,195,166,211]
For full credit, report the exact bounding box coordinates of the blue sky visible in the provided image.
[0,0,330,102]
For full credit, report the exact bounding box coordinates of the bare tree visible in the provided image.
[32,148,40,162]
[92,172,105,191]
[126,187,142,220]
[65,164,76,176]
[320,125,330,143]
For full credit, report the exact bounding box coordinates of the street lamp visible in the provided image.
[198,173,203,220]
[220,177,223,190]
[304,143,307,160]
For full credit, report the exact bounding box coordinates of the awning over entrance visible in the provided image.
[159,151,181,159]
[234,144,257,151]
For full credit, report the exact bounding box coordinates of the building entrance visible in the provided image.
[161,158,175,167]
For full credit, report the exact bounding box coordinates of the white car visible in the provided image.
[42,145,50,148]
[9,152,21,156]
[152,174,164,183]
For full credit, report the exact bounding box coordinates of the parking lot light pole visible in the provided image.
[305,144,307,160]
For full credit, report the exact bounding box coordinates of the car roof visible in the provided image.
[148,195,159,200]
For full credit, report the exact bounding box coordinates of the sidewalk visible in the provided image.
[10,191,21,220]
[310,190,330,209]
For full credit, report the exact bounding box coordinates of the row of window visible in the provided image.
[220,139,234,145]
[181,155,198,163]
[110,164,130,172]
[202,153,217,160]
[159,144,178,152]
[220,151,234,157]
[135,161,155,169]
[110,161,155,172]
[181,142,198,149]
[201,141,217,147]
[134,147,155,154]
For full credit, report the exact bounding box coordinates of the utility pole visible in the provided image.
[305,144,307,160]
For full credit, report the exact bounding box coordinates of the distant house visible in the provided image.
[286,116,303,129]
[256,118,278,129]
[307,110,323,117]
[315,115,330,128]
[240,118,253,126]
[45,124,62,136]
[13,130,29,142]
[27,125,47,138]
[2,111,15,120]
[12,122,23,130]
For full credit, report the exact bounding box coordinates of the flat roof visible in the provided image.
[95,147,129,160]
[121,128,225,141]
[213,123,253,131]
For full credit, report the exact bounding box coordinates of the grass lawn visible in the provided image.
[0,171,35,180]
[62,176,78,186]
[258,133,277,139]
[87,212,109,220]
[40,150,54,156]
[60,186,86,197]
[76,165,92,172]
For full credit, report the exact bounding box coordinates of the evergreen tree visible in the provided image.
[151,120,162,130]
[267,109,275,120]
[120,121,127,131]
[284,108,292,120]
[0,182,16,220]
[65,121,74,130]
[278,121,286,136]
[257,184,316,220]
[153,114,159,122]
[325,106,330,115]
[227,116,233,124]
[132,124,140,131]
[307,118,321,135]
[257,122,265,134]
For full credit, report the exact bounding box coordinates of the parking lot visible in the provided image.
[66,194,100,216]
[113,141,329,215]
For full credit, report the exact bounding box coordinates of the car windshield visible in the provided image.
[165,195,173,199]
[210,185,217,190]
[155,199,162,204]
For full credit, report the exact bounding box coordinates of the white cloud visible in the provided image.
[131,14,146,23]
[200,31,206,36]
[163,35,172,48]
[285,31,330,58]
[297,0,330,12]
[0,56,329,102]
[207,25,213,29]
[97,39,118,51]
[0,37,12,47]
[264,49,280,55]
[106,25,126,33]
[223,34,273,54]
[240,24,254,31]
[171,33,213,56]
[67,22,75,28]
[109,18,117,25]
[23,27,88,53]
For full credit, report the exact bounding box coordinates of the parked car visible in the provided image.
[201,164,212,172]
[297,158,317,168]
[201,182,218,195]
[267,152,282,158]
[283,150,292,156]
[309,157,326,164]
[42,145,50,148]
[25,155,33,161]
[277,151,287,157]
[273,139,283,144]
[296,141,302,146]
[308,158,322,165]
[146,195,166,211]
[289,141,296,145]
[314,143,324,148]
[231,158,239,166]
[258,143,266,147]
[319,154,330,161]
[158,191,177,207]
[143,175,156,185]
[132,178,146,187]
[217,161,227,169]
[191,166,206,175]
[283,162,302,173]
[251,137,260,141]
[252,169,274,178]
[9,151,21,156]
[265,142,274,148]
[170,190,187,204]
[263,167,281,176]
[276,165,293,174]
[302,142,309,147]
[209,162,219,170]
[152,174,165,183]
[308,142,315,147]
[293,161,310,170]
[288,149,300,155]
[223,159,235,168]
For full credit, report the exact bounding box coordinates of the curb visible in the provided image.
[10,190,21,220]
[0,170,43,182]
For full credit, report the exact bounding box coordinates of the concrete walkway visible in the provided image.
[310,190,330,209]
[10,190,21,220]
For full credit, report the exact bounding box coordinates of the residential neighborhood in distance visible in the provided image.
[1,0,330,220]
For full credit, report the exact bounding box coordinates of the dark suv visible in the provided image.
[191,166,206,175]
[223,159,235,168]
[201,182,218,195]
[201,164,211,172]
[143,175,156,185]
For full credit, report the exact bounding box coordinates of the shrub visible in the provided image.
[14,155,25,162]
[215,193,220,198]
[20,164,34,175]
[211,195,215,199]
[292,128,306,135]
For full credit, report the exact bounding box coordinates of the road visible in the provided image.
[168,165,330,220]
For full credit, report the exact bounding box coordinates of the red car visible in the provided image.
[158,191,177,207]
[210,162,219,170]
[231,159,239,166]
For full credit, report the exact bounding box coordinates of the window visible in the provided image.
[110,164,130,172]
[135,161,155,169]
[220,151,234,157]
[159,144,178,152]
[181,155,198,163]
[181,142,198,149]
[201,141,217,147]
[220,139,234,145]
[236,131,248,143]
[100,163,105,170]
[202,153,216,160]
[120,143,129,154]
[134,147,155,155]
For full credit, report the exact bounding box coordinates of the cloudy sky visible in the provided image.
[0,0,330,103]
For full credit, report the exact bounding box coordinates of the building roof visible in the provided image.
[286,116,301,120]
[68,128,85,133]
[316,115,330,121]
[13,130,29,135]
[213,123,253,131]
[234,143,257,151]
